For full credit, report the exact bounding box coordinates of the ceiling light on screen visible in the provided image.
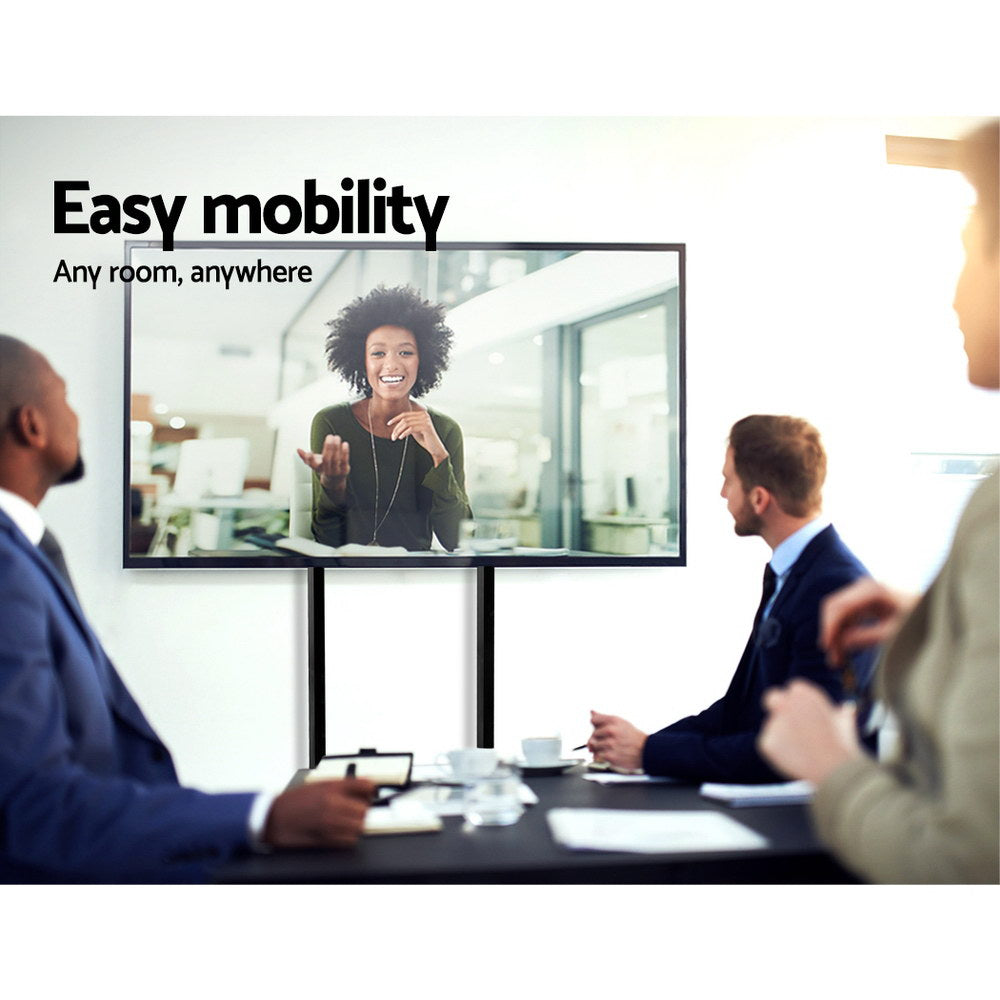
[168,416,187,430]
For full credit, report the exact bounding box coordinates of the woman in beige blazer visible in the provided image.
[758,122,999,884]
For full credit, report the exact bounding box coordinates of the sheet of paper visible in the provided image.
[274,536,341,556]
[547,808,768,854]
[330,543,411,557]
[582,772,676,785]
[699,780,814,807]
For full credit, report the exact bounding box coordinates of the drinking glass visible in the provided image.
[463,764,524,827]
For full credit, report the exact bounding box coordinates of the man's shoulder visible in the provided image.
[791,525,869,595]
[0,517,72,616]
[803,524,865,566]
[0,504,20,539]
[0,512,33,568]
[0,525,49,619]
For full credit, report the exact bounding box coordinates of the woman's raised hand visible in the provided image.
[297,435,351,501]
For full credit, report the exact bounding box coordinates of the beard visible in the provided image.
[732,497,763,537]
[57,451,85,485]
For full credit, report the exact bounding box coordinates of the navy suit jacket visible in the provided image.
[642,525,876,783]
[0,508,255,882]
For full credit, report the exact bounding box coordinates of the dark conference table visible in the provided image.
[217,768,859,884]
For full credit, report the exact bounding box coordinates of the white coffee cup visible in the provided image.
[521,736,562,765]
[439,748,498,783]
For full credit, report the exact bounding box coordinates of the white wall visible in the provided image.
[1,116,992,792]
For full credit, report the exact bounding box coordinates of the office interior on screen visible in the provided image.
[127,244,683,561]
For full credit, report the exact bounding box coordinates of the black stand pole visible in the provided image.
[307,567,326,768]
[306,565,495,765]
[476,566,495,748]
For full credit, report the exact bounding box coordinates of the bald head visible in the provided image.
[0,334,47,437]
[0,334,83,504]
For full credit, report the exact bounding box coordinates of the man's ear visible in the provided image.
[10,403,46,447]
[749,485,771,515]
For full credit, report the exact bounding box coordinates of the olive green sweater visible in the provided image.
[309,402,471,551]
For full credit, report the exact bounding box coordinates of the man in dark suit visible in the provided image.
[587,414,875,783]
[0,334,374,882]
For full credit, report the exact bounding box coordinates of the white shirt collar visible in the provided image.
[769,516,829,579]
[0,485,45,546]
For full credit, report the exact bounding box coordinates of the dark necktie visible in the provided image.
[754,563,778,631]
[38,528,79,600]
[731,563,778,710]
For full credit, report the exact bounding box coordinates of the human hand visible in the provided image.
[386,409,448,466]
[758,680,862,784]
[297,435,351,500]
[263,778,374,849]
[820,577,918,667]
[587,710,648,771]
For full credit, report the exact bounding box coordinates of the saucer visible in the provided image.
[515,758,584,776]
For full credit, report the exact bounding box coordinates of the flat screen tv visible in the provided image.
[124,241,685,568]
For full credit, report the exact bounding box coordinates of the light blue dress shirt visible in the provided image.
[762,517,830,619]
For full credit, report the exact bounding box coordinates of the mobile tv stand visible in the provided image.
[306,566,495,768]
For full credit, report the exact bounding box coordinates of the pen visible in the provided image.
[345,762,357,778]
[572,744,588,752]
[841,654,857,701]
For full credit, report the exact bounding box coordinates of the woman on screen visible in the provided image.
[297,284,471,551]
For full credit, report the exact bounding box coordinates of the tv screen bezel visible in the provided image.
[123,239,686,569]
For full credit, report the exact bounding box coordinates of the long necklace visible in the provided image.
[368,397,409,545]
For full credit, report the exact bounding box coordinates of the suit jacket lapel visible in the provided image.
[766,525,836,623]
[726,527,838,716]
[1,512,162,743]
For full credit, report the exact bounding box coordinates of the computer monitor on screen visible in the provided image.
[172,438,250,500]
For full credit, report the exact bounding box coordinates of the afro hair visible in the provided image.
[324,284,454,398]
